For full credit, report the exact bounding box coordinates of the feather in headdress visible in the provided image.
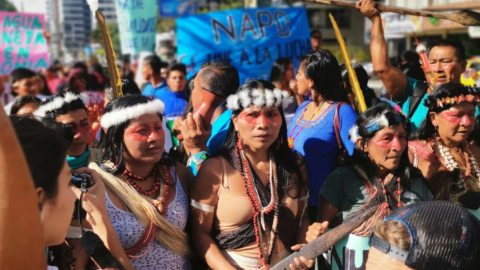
[87,0,123,99]
[329,13,367,113]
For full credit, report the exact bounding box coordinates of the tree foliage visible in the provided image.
[0,0,16,12]
[91,22,121,56]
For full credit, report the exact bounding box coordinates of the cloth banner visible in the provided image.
[0,12,49,75]
[115,0,157,55]
[159,0,196,18]
[177,7,311,83]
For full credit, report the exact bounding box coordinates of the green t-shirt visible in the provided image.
[319,166,433,270]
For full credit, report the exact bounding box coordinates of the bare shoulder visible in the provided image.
[191,157,224,198]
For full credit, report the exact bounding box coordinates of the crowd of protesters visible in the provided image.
[2,1,480,270]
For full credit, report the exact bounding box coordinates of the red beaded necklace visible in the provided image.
[236,147,279,268]
[122,164,171,216]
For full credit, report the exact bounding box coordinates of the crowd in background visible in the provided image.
[2,1,480,270]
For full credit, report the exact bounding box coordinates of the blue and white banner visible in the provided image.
[177,7,311,83]
[115,0,157,55]
[159,0,196,18]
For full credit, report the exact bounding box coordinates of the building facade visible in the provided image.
[46,0,92,59]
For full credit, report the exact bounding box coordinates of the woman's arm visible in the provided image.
[71,168,134,270]
[176,162,195,198]
[0,107,46,268]
[190,158,236,270]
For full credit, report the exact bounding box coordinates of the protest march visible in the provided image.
[1,0,480,269]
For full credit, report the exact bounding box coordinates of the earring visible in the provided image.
[434,126,441,141]
[237,136,243,150]
[311,90,317,101]
[275,138,281,150]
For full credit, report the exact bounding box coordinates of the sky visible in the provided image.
[9,0,46,14]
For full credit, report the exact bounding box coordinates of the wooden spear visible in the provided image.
[271,206,378,270]
[305,0,480,26]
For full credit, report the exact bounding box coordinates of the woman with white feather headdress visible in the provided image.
[308,103,433,270]
[190,80,316,269]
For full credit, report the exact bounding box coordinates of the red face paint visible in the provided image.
[125,123,164,142]
[68,120,90,138]
[238,110,282,126]
[441,111,475,126]
[371,134,407,151]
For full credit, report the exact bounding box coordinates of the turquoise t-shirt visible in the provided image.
[397,77,479,133]
[319,166,433,270]
[395,77,427,133]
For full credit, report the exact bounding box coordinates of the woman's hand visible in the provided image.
[289,244,315,270]
[306,221,329,243]
[71,168,107,219]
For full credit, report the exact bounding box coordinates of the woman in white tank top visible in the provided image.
[76,96,194,269]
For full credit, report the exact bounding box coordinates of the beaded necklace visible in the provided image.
[122,164,171,216]
[430,141,480,183]
[378,177,402,208]
[236,148,280,268]
[287,101,325,149]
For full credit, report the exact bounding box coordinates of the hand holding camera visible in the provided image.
[70,168,107,218]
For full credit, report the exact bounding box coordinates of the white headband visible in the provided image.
[226,88,288,111]
[100,99,165,129]
[33,93,88,117]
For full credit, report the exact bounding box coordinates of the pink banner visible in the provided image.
[0,11,49,75]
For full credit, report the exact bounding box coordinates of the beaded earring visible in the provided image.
[434,126,441,141]
[237,136,243,150]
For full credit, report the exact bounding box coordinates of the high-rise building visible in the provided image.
[93,0,117,28]
[46,0,92,58]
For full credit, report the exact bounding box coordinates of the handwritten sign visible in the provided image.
[115,0,157,55]
[0,12,49,75]
[177,8,311,83]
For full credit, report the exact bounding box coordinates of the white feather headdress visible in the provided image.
[226,88,289,110]
[100,99,165,129]
[33,93,87,117]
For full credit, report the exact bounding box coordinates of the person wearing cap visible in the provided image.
[307,104,432,270]
[367,201,480,270]
[408,83,480,210]
[174,62,240,175]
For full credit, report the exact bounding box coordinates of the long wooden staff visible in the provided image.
[306,0,480,26]
[329,13,367,113]
[270,206,378,270]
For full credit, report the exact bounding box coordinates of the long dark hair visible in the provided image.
[351,104,417,194]
[269,58,292,83]
[414,83,479,141]
[10,116,73,200]
[216,80,306,198]
[302,50,349,103]
[98,95,173,174]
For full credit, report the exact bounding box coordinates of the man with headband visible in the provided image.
[356,0,479,132]
[174,62,240,175]
[367,201,480,270]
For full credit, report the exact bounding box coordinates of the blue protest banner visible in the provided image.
[159,0,196,18]
[177,7,311,83]
[115,0,157,55]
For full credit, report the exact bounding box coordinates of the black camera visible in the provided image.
[71,173,93,191]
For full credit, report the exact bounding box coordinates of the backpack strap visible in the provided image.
[408,81,429,119]
[334,102,348,151]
